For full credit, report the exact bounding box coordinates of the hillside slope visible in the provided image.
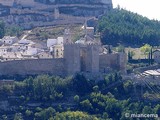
[98,8,160,46]
[0,0,112,29]
[34,0,112,5]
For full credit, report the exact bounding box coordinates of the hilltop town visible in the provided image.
[0,25,126,78]
[0,0,127,78]
[0,0,159,97]
[0,0,160,120]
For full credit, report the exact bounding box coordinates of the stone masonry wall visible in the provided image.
[0,59,65,76]
[63,44,81,75]
[99,53,119,73]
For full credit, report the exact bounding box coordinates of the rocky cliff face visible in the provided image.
[0,0,112,29]
[35,0,112,5]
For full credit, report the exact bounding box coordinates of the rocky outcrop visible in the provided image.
[0,0,112,29]
[35,0,112,5]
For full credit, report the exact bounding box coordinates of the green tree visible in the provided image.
[5,26,23,37]
[80,99,93,111]
[116,45,125,52]
[35,107,56,120]
[2,115,7,120]
[142,106,153,114]
[72,74,93,95]
[93,85,99,92]
[140,44,151,58]
[128,51,135,60]
[154,104,160,115]
[24,75,71,101]
[123,80,133,94]
[25,110,33,117]
[0,21,5,38]
[74,95,80,103]
[14,113,23,120]
[98,8,160,46]
[54,111,98,120]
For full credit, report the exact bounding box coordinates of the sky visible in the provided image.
[112,0,160,20]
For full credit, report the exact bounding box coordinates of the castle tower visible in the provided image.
[63,44,81,75]
[80,44,100,73]
[118,52,127,73]
[86,44,100,73]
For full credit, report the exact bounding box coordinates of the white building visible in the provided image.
[38,52,53,59]
[10,39,36,52]
[50,44,64,58]
[0,45,12,55]
[47,39,57,48]
[24,48,39,56]
[1,36,18,45]
[0,52,23,61]
[47,37,64,48]
[18,39,33,45]
[57,37,64,45]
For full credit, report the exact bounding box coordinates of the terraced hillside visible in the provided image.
[35,0,112,5]
[0,0,112,29]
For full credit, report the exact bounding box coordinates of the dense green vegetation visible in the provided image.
[98,8,160,46]
[54,111,98,120]
[0,21,23,38]
[5,25,23,37]
[0,74,160,120]
[0,21,5,38]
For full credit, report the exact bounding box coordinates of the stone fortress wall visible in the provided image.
[99,53,126,73]
[0,43,100,77]
[0,0,126,77]
[0,43,126,77]
[0,59,65,76]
